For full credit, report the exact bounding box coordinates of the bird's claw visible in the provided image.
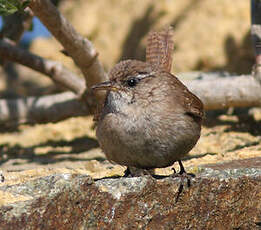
[171,160,196,202]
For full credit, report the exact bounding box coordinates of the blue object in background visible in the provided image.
[0,16,51,46]
[22,17,51,45]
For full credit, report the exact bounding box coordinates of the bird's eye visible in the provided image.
[126,78,139,87]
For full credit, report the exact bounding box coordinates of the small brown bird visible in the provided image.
[92,27,203,177]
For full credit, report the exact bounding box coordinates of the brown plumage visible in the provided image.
[92,27,203,176]
[146,26,174,72]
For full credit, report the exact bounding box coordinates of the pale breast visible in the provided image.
[96,101,201,169]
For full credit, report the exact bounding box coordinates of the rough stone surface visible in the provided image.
[0,163,261,230]
[0,95,261,230]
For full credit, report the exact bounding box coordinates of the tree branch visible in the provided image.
[0,8,34,87]
[0,74,260,126]
[0,38,86,95]
[0,92,89,126]
[0,8,33,43]
[22,0,108,101]
[185,74,261,110]
[0,2,259,127]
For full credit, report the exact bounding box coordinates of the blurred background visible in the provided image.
[0,0,254,98]
[1,0,260,175]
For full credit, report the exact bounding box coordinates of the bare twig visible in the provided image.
[0,8,34,87]
[21,0,108,101]
[185,74,261,110]
[0,0,108,127]
[0,38,86,95]
[0,92,89,126]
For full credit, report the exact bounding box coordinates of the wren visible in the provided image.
[92,27,204,177]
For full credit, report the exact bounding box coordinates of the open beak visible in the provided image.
[91,81,119,92]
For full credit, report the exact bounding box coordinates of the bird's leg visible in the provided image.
[178,160,195,177]
[123,166,155,178]
[172,160,195,178]
[178,160,186,175]
[177,160,195,187]
[123,167,132,177]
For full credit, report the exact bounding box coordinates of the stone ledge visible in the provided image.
[0,165,261,229]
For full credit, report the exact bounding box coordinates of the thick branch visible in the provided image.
[23,0,108,101]
[0,38,85,95]
[185,74,261,110]
[0,74,260,126]
[0,92,89,126]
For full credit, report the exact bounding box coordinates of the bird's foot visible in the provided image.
[171,160,195,202]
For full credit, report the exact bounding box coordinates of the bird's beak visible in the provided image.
[91,81,119,92]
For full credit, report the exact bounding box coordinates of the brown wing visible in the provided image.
[184,90,204,121]
[167,73,204,121]
[146,26,174,72]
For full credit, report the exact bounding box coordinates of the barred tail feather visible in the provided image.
[146,26,174,72]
